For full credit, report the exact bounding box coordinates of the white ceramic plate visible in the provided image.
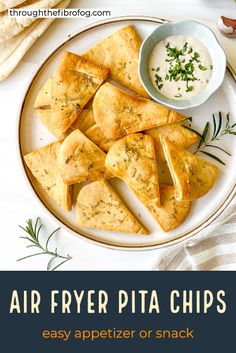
[18,16,236,250]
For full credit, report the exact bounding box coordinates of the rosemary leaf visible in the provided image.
[226,113,230,129]
[36,223,43,242]
[197,122,209,149]
[213,111,222,139]
[47,256,58,271]
[50,258,71,272]
[17,252,47,262]
[46,227,60,252]
[34,217,40,237]
[212,114,216,139]
[19,236,37,244]
[19,225,31,234]
[205,144,231,156]
[199,151,226,165]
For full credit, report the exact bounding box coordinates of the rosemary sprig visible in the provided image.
[183,112,236,165]
[18,218,72,271]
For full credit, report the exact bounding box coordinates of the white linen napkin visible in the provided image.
[155,196,236,270]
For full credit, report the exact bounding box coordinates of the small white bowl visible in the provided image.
[139,20,226,110]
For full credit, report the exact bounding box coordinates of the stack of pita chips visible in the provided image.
[0,0,71,81]
[24,25,219,235]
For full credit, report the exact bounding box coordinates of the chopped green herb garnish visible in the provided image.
[151,41,211,95]
[154,72,163,90]
[198,64,207,71]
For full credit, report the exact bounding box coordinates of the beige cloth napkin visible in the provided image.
[156,196,236,270]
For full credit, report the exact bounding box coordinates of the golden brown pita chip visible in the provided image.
[58,129,112,185]
[24,142,71,211]
[34,77,52,108]
[84,124,115,152]
[105,133,160,205]
[35,107,76,140]
[59,109,96,141]
[83,25,148,97]
[145,122,199,164]
[76,180,148,234]
[93,83,185,139]
[131,184,191,232]
[70,109,95,132]
[160,136,219,201]
[35,52,109,138]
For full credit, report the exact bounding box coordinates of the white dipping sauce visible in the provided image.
[149,35,213,100]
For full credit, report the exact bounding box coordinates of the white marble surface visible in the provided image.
[0,0,236,270]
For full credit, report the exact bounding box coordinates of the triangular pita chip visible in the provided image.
[84,124,115,152]
[24,142,71,211]
[76,180,148,234]
[160,136,219,201]
[34,77,52,108]
[70,109,95,132]
[83,25,148,97]
[58,109,96,141]
[105,133,160,205]
[93,83,185,139]
[35,52,109,138]
[145,122,199,163]
[34,107,77,140]
[66,109,114,151]
[131,184,191,232]
[58,129,112,185]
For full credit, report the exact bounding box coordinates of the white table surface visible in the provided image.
[0,0,236,270]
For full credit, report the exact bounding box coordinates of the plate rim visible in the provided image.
[17,15,236,251]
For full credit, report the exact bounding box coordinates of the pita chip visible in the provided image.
[105,133,160,205]
[145,122,199,163]
[24,142,72,211]
[93,83,185,139]
[46,51,109,138]
[76,180,148,234]
[35,107,96,142]
[131,184,191,232]
[58,129,112,185]
[70,109,95,132]
[34,77,52,108]
[83,25,148,97]
[58,109,95,141]
[160,136,219,201]
[84,124,115,152]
